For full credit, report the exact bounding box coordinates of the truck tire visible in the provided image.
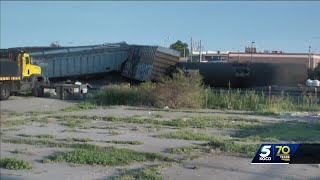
[33,83,44,97]
[0,84,10,100]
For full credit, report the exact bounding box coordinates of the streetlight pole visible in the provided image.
[251,41,255,61]
[308,45,311,69]
[190,37,193,62]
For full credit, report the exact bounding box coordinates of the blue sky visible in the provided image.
[1,1,320,53]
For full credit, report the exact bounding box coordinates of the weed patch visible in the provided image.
[113,163,173,180]
[17,134,55,139]
[1,119,28,127]
[1,138,168,164]
[105,140,143,145]
[0,158,32,170]
[62,129,86,133]
[234,122,320,142]
[157,131,228,141]
[10,148,33,155]
[207,140,259,158]
[46,147,165,166]
[2,128,21,132]
[53,115,261,130]
[62,102,99,112]
[65,137,92,142]
[1,138,97,149]
[57,116,94,128]
[108,130,121,135]
[168,146,195,154]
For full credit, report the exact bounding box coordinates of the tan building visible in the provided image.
[228,52,320,69]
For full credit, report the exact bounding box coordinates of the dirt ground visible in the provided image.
[0,96,319,180]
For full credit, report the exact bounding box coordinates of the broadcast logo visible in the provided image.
[259,145,272,161]
[251,144,301,164]
[276,145,290,161]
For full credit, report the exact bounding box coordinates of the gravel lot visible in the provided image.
[1,96,319,180]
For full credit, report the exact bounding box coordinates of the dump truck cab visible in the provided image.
[0,49,50,100]
[19,53,42,77]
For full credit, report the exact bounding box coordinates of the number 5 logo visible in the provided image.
[260,145,271,157]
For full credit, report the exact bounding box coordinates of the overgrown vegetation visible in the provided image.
[168,146,195,154]
[234,122,320,142]
[53,115,261,130]
[2,128,21,132]
[0,158,32,170]
[17,134,55,139]
[207,140,259,158]
[157,130,228,141]
[62,102,99,112]
[1,116,54,127]
[45,147,166,166]
[96,69,204,108]
[105,140,143,145]
[95,69,319,113]
[57,115,95,128]
[113,163,173,180]
[2,138,169,166]
[167,140,259,158]
[1,138,96,148]
[65,137,92,142]
[1,119,28,127]
[204,88,319,113]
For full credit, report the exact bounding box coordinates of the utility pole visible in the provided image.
[190,37,193,62]
[200,40,202,62]
[251,41,255,61]
[309,45,311,69]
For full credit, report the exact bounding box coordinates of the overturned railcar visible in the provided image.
[27,43,180,82]
[121,46,180,81]
[177,62,308,87]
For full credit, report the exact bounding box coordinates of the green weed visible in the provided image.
[235,122,320,142]
[0,158,32,170]
[113,163,173,180]
[1,119,28,127]
[207,140,259,158]
[62,102,99,112]
[17,134,55,139]
[168,146,195,154]
[157,130,228,141]
[65,137,92,142]
[105,140,143,145]
[47,147,165,166]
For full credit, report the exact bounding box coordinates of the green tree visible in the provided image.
[310,62,320,79]
[50,41,61,47]
[169,40,190,57]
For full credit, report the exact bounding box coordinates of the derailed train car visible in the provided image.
[121,45,180,81]
[177,62,308,87]
[29,42,130,80]
[27,43,180,82]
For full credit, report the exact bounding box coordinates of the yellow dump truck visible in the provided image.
[0,49,49,100]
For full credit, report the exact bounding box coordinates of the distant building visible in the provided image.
[228,52,320,69]
[186,47,320,69]
[188,51,228,62]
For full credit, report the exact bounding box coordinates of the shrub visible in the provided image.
[152,69,205,108]
[97,69,205,108]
